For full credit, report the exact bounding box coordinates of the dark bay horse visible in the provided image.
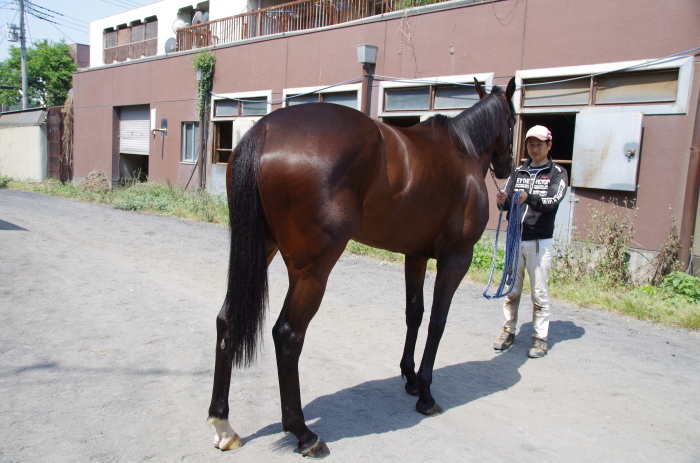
[208,78,516,457]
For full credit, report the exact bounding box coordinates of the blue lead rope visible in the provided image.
[483,192,522,299]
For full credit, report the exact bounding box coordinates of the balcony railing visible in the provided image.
[177,0,413,52]
[104,38,158,64]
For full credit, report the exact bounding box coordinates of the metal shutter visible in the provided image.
[119,106,150,155]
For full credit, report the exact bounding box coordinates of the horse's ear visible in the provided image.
[474,78,487,100]
[506,77,516,102]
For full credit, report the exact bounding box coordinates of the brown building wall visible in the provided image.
[73,0,700,251]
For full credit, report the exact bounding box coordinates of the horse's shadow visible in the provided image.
[246,320,585,448]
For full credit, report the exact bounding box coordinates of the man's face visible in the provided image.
[526,137,551,165]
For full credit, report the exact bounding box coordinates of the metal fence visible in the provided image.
[177,0,419,52]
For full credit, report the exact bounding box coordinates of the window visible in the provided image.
[377,74,494,117]
[595,69,679,105]
[103,16,157,64]
[523,70,680,108]
[384,84,479,112]
[181,122,199,163]
[286,91,358,110]
[516,57,692,115]
[523,77,590,107]
[214,97,268,117]
[385,87,430,111]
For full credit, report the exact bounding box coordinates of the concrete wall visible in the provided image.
[74,0,700,253]
[0,126,48,181]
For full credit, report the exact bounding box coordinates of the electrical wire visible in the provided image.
[47,20,75,45]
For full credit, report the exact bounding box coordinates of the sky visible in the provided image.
[0,0,155,62]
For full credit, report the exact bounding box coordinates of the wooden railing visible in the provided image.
[177,0,413,51]
[104,38,158,64]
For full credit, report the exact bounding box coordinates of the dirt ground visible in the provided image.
[1,189,699,463]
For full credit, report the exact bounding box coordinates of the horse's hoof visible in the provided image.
[209,417,244,451]
[404,381,419,396]
[215,432,244,451]
[299,436,330,459]
[416,400,443,416]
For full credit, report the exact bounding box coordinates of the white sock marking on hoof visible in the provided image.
[208,418,244,451]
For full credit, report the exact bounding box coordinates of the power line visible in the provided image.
[24,3,88,32]
[47,20,75,45]
[100,0,145,10]
[27,1,86,21]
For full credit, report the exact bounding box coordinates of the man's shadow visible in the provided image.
[247,320,585,448]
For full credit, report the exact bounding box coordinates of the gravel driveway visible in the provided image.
[1,189,699,463]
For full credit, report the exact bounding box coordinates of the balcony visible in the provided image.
[176,0,435,52]
[104,20,158,64]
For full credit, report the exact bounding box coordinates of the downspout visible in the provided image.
[679,71,700,271]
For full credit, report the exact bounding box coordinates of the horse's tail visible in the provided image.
[224,123,269,368]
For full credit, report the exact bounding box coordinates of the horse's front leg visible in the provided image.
[415,250,472,415]
[400,255,428,396]
[272,267,333,458]
[208,296,244,450]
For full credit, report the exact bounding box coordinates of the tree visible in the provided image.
[0,39,77,108]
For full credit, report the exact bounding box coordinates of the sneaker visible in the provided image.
[528,337,548,358]
[493,330,515,350]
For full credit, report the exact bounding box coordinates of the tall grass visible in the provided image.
[2,178,228,224]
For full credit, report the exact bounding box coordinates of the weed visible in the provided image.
[661,271,700,303]
[649,217,682,285]
[0,176,10,188]
[394,0,441,9]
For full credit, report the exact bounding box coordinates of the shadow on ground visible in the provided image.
[252,320,585,450]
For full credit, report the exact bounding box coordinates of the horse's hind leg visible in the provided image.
[400,256,428,396]
[272,246,345,459]
[208,237,277,450]
[208,295,244,450]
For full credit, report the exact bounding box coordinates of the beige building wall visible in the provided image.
[0,126,48,181]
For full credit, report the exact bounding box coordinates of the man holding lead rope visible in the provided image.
[493,125,568,358]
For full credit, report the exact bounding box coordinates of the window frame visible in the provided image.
[283,83,361,109]
[377,73,495,119]
[515,56,693,115]
[211,91,272,165]
[180,121,200,164]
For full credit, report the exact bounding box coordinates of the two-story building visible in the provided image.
[73,0,700,273]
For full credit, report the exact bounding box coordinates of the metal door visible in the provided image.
[119,106,150,155]
[571,109,643,191]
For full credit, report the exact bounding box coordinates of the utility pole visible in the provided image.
[18,0,28,109]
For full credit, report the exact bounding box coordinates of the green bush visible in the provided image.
[661,271,700,302]
[0,176,10,188]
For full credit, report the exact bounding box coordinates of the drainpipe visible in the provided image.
[679,80,700,271]
[357,45,378,116]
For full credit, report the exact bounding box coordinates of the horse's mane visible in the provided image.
[430,86,511,159]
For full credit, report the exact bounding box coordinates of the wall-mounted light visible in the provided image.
[357,44,378,65]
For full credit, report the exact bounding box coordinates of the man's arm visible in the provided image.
[523,165,568,213]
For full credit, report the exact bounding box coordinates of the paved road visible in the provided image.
[1,189,699,463]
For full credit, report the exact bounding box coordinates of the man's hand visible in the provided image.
[516,190,528,204]
[496,192,507,205]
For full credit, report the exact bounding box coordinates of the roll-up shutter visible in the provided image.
[119,106,150,155]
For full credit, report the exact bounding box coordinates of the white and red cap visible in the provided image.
[525,125,552,141]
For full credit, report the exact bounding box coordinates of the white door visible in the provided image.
[553,186,576,244]
[571,109,643,191]
[119,106,150,155]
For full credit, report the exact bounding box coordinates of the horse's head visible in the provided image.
[474,78,516,179]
